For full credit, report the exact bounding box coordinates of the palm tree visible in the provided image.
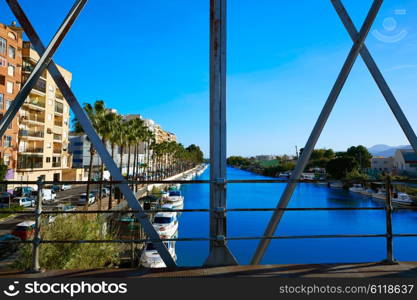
[107,113,122,209]
[73,100,106,210]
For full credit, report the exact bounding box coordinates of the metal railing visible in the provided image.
[1,176,417,272]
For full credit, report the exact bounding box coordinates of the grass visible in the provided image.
[0,205,24,221]
[13,214,122,270]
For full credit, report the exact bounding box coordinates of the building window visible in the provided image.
[0,37,6,55]
[3,154,10,166]
[7,64,14,77]
[0,57,6,67]
[0,94,3,109]
[0,75,5,85]
[4,136,12,147]
[6,100,11,110]
[8,32,16,40]
[6,81,13,94]
[8,45,15,59]
[46,157,51,163]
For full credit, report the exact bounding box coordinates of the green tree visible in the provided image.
[227,156,251,167]
[346,145,372,169]
[326,156,359,179]
[73,100,108,210]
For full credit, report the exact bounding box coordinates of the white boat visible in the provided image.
[301,173,315,181]
[140,241,177,268]
[360,188,374,197]
[392,192,414,206]
[329,182,343,189]
[372,188,386,200]
[166,190,184,206]
[153,211,178,238]
[349,184,364,193]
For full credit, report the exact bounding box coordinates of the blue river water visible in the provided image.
[175,166,417,266]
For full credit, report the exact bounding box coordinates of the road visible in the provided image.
[0,183,101,236]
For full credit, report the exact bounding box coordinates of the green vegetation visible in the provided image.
[227,155,295,177]
[0,163,7,182]
[226,156,251,168]
[227,145,372,180]
[13,215,121,270]
[0,205,24,221]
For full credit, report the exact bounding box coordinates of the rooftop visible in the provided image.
[399,150,417,163]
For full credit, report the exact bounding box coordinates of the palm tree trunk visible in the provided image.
[127,143,132,190]
[98,138,106,210]
[118,145,124,203]
[133,144,138,192]
[108,144,115,210]
[85,145,94,210]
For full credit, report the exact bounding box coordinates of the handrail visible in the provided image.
[1,177,416,269]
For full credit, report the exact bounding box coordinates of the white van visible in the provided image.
[40,189,57,204]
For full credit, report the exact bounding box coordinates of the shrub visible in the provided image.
[13,215,121,270]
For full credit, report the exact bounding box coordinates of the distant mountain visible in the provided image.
[368,144,412,157]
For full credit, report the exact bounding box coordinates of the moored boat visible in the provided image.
[392,192,414,206]
[349,184,364,193]
[140,241,177,268]
[166,190,184,206]
[152,211,178,238]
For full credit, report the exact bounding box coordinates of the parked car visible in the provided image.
[0,192,12,208]
[12,186,36,198]
[0,234,20,258]
[12,221,36,240]
[51,185,61,193]
[78,193,96,205]
[51,184,72,192]
[61,184,72,191]
[11,197,35,208]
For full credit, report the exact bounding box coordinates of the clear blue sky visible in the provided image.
[2,0,417,157]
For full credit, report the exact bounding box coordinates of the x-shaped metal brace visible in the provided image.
[251,0,417,264]
[2,0,176,267]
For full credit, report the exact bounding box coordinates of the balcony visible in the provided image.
[17,153,43,169]
[55,90,64,100]
[55,102,63,114]
[52,162,61,168]
[19,130,44,139]
[22,74,46,94]
[54,120,63,127]
[20,147,43,154]
[17,161,43,169]
[20,114,45,123]
[54,115,63,127]
[24,96,46,109]
[22,60,47,79]
[53,134,62,141]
